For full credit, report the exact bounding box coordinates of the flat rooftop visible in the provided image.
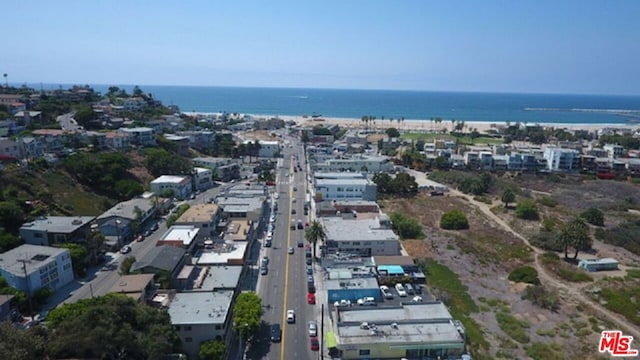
[199,265,243,290]
[109,274,155,294]
[168,290,234,325]
[326,277,379,291]
[321,217,398,242]
[336,303,464,346]
[161,225,199,247]
[151,175,190,184]
[0,244,68,276]
[20,216,95,233]
[197,242,248,265]
[224,220,251,242]
[316,178,372,186]
[177,204,219,223]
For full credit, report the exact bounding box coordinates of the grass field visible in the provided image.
[401,131,504,145]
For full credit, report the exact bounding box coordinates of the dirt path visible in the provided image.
[448,188,640,339]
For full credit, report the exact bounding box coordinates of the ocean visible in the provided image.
[83,85,640,125]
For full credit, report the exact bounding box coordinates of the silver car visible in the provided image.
[308,321,318,337]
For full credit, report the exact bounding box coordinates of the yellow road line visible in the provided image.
[280,159,294,359]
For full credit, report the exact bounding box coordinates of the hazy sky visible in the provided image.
[3,1,639,95]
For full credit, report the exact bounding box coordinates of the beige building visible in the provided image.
[174,204,221,240]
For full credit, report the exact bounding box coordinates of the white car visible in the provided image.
[412,296,423,303]
[380,285,393,299]
[395,283,407,297]
[308,321,318,337]
[334,299,351,308]
[286,310,295,323]
[269,216,275,223]
[274,193,280,199]
[357,297,377,306]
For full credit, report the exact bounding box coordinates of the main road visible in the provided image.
[254,137,317,360]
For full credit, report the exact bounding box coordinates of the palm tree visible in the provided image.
[2,73,7,88]
[304,220,326,259]
[559,218,591,259]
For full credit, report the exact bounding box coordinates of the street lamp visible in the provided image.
[115,219,122,247]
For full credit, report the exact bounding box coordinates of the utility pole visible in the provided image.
[17,258,34,317]
[320,304,324,360]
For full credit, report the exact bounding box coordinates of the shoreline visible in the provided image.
[183,112,640,133]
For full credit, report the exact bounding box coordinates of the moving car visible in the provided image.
[270,323,282,342]
[297,240,304,247]
[297,220,303,229]
[260,266,268,275]
[291,208,296,214]
[286,310,295,323]
[308,321,318,337]
[288,247,294,255]
[120,245,132,254]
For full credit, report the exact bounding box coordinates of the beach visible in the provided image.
[274,115,640,134]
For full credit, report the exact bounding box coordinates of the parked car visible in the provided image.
[135,234,145,242]
[120,245,132,254]
[405,283,415,295]
[260,266,268,275]
[286,310,295,323]
[310,336,319,351]
[357,297,377,306]
[380,285,393,299]
[395,283,407,297]
[307,292,316,304]
[308,321,318,337]
[334,299,351,308]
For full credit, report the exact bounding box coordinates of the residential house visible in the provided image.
[168,290,235,358]
[0,294,13,321]
[0,244,74,294]
[192,157,240,182]
[104,131,131,150]
[177,131,215,153]
[312,154,394,173]
[193,167,214,190]
[603,144,625,159]
[108,274,157,303]
[19,216,95,246]
[157,225,200,253]
[174,204,221,240]
[177,265,243,292]
[150,175,193,200]
[243,140,280,158]
[164,134,191,156]
[31,129,71,154]
[119,127,156,146]
[130,245,187,285]
[491,154,509,171]
[543,147,580,172]
[0,138,21,158]
[97,198,156,248]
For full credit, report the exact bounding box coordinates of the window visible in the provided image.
[359,349,370,356]
[34,233,43,238]
[184,325,192,331]
[174,325,181,331]
[185,337,192,343]
[215,324,222,330]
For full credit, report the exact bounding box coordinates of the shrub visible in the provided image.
[522,285,559,311]
[580,207,604,226]
[515,200,539,220]
[508,266,540,285]
[529,229,563,252]
[440,210,469,230]
[390,212,425,239]
[536,196,558,207]
[496,311,530,343]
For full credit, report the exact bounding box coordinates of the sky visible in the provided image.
[2,1,640,95]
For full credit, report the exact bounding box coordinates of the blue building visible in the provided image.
[326,277,381,303]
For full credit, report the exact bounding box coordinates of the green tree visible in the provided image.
[501,188,516,208]
[119,256,137,275]
[47,294,180,359]
[0,201,25,232]
[440,210,469,230]
[0,232,23,252]
[144,148,192,177]
[580,207,604,227]
[559,218,591,259]
[73,106,97,128]
[372,172,392,193]
[385,127,400,138]
[199,340,226,360]
[60,243,88,277]
[0,322,48,360]
[305,220,326,259]
[232,292,263,339]
[515,200,539,220]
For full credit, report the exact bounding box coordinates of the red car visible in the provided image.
[310,336,319,351]
[307,293,316,304]
[135,234,145,242]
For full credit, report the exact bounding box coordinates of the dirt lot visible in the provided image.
[381,173,640,360]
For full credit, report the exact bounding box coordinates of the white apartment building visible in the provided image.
[543,147,580,171]
[150,175,193,199]
[314,173,377,201]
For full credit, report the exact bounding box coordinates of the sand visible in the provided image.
[274,115,639,134]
